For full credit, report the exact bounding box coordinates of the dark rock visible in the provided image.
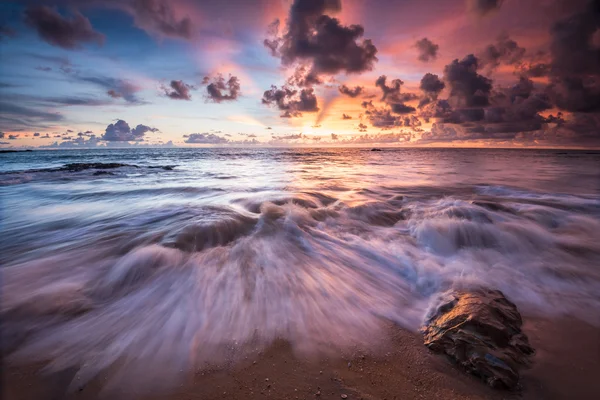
[422,288,534,389]
[370,148,382,151]
[60,163,135,172]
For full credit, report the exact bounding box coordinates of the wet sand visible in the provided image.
[3,317,599,400]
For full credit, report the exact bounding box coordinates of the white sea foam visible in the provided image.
[1,148,599,394]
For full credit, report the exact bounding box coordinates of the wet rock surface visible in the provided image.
[59,163,136,172]
[422,288,534,389]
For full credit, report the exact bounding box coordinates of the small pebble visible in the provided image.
[341,395,348,399]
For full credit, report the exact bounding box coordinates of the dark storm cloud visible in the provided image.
[479,34,526,71]
[418,76,553,143]
[419,73,445,107]
[375,75,402,102]
[546,0,600,113]
[374,75,417,116]
[286,65,323,87]
[184,133,229,144]
[416,1,599,146]
[391,103,416,114]
[375,75,418,104]
[342,113,352,119]
[264,0,378,82]
[338,85,363,98]
[468,0,504,16]
[362,102,402,129]
[129,0,193,39]
[24,6,105,50]
[518,62,551,78]
[205,75,241,103]
[101,119,157,141]
[415,38,439,62]
[262,85,319,117]
[444,54,492,107]
[163,80,195,100]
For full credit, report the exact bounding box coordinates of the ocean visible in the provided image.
[2,147,600,391]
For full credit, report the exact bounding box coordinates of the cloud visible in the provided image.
[24,6,105,50]
[0,101,64,131]
[0,132,4,138]
[95,79,142,103]
[44,96,112,106]
[342,113,352,119]
[331,133,339,140]
[128,0,194,39]
[33,132,40,137]
[467,0,503,17]
[358,123,367,132]
[479,34,526,71]
[279,134,304,140]
[390,103,416,114]
[419,73,445,107]
[262,85,319,117]
[375,75,417,103]
[100,119,157,141]
[546,0,600,113]
[162,80,195,100]
[184,133,229,144]
[205,75,241,103]
[35,66,52,72]
[8,134,19,140]
[444,54,492,107]
[264,0,378,83]
[286,65,323,87]
[374,75,417,114]
[338,85,364,98]
[415,38,439,62]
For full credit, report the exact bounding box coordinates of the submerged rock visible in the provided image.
[60,163,135,172]
[422,288,534,389]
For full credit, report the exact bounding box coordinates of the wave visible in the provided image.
[0,163,176,186]
[2,186,600,394]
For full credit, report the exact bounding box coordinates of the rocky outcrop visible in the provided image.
[422,288,534,389]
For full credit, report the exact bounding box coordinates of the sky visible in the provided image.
[0,0,599,148]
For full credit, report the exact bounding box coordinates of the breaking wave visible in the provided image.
[2,188,600,394]
[2,148,600,395]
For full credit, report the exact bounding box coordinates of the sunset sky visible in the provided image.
[1,0,599,148]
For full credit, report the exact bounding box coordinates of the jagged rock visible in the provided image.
[421,288,534,389]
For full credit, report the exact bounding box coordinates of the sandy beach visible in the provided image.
[3,316,599,400]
